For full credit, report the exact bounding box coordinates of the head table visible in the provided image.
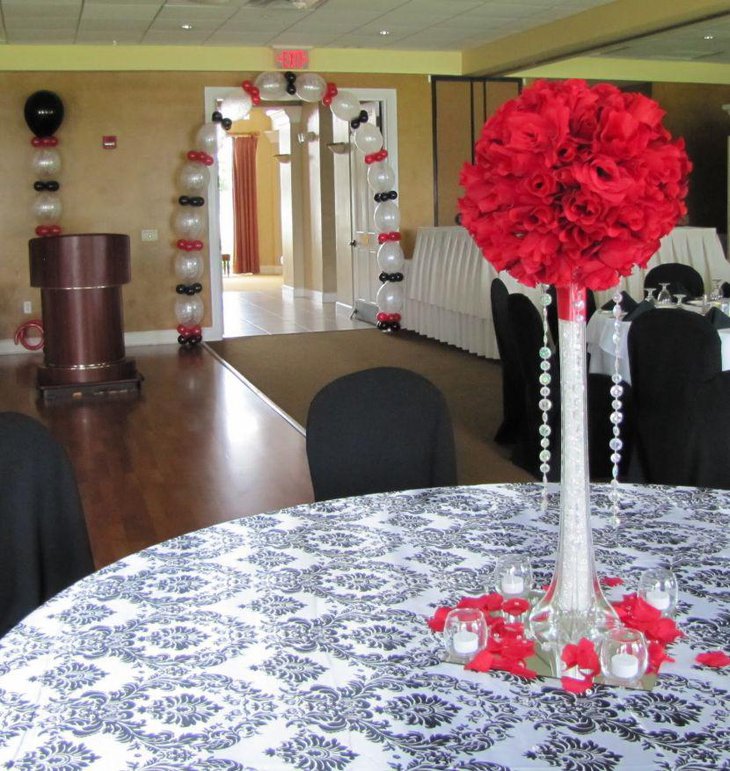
[0,484,728,770]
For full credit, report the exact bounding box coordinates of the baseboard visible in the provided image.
[336,301,354,316]
[0,328,216,355]
[258,265,283,275]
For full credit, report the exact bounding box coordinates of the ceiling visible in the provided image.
[0,0,632,50]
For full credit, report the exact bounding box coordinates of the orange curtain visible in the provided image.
[232,134,260,274]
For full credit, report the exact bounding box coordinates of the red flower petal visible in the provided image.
[561,675,594,694]
[501,622,525,638]
[456,593,503,612]
[647,617,683,646]
[647,641,675,674]
[600,576,624,587]
[696,651,730,668]
[465,650,494,672]
[502,598,530,616]
[426,606,451,632]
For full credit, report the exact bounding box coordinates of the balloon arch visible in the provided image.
[171,71,405,347]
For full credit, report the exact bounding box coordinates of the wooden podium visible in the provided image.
[29,233,141,398]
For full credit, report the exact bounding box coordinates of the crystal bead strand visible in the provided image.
[609,290,624,527]
[538,286,553,513]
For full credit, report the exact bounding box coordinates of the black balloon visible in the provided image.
[33,181,45,191]
[212,110,223,122]
[221,118,232,130]
[24,90,65,137]
[46,180,60,191]
[359,110,369,123]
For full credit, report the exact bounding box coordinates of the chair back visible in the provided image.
[644,262,704,298]
[490,278,524,444]
[0,412,93,636]
[306,367,457,501]
[628,309,721,485]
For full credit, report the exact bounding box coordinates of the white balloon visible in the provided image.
[31,148,61,178]
[353,122,383,154]
[330,91,361,122]
[376,281,404,314]
[220,90,252,122]
[174,251,204,282]
[374,201,400,232]
[296,73,327,103]
[173,208,205,239]
[367,161,395,193]
[177,162,210,194]
[377,242,405,273]
[175,295,204,326]
[32,192,62,223]
[195,122,220,155]
[254,71,287,100]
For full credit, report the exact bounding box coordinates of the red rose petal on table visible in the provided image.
[562,638,600,676]
[456,596,489,610]
[501,622,525,638]
[502,598,530,616]
[647,641,675,674]
[426,606,452,632]
[483,592,504,612]
[465,650,494,673]
[561,675,594,694]
[647,617,683,645]
[696,651,730,668]
[600,576,624,587]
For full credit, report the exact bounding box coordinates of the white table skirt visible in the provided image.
[0,483,728,769]
[405,226,541,359]
[406,226,730,360]
[587,308,730,384]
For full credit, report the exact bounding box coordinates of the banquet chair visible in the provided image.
[628,309,730,488]
[0,412,94,637]
[306,367,457,502]
[644,262,704,298]
[490,278,525,445]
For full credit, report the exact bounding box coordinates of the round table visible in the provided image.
[0,484,728,769]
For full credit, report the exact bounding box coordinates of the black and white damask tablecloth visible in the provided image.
[0,484,728,770]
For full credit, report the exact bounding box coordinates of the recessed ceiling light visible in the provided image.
[181,23,193,31]
[379,29,390,36]
[704,34,715,40]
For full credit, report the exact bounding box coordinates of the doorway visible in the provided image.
[204,85,399,341]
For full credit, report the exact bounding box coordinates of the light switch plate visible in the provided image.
[141,229,158,242]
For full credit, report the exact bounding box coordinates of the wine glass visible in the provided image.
[656,283,673,306]
[674,293,686,307]
[709,278,724,303]
[644,287,657,305]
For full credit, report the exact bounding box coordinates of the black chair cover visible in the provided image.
[0,412,94,637]
[490,278,524,445]
[628,309,730,488]
[306,367,457,502]
[644,262,704,298]
[508,295,633,482]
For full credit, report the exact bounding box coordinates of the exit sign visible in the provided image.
[274,49,309,70]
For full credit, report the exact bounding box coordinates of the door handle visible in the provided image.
[349,240,357,247]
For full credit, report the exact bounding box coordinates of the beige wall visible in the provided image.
[0,70,433,342]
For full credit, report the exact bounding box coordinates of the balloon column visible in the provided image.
[25,91,65,238]
[172,125,217,347]
[217,72,405,332]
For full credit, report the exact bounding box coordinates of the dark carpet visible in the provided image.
[208,329,534,486]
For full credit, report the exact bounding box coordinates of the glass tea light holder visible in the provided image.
[442,608,489,664]
[638,568,678,616]
[494,555,533,598]
[600,627,649,686]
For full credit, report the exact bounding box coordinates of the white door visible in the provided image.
[350,101,383,311]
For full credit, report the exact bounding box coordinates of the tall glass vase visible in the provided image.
[529,283,619,654]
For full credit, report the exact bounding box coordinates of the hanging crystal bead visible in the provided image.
[609,290,624,527]
[539,285,552,512]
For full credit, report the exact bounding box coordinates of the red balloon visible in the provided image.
[322,95,332,106]
[326,82,338,96]
[252,95,261,106]
[376,312,387,322]
[192,240,204,250]
[241,80,253,92]
[35,225,49,236]
[378,233,387,244]
[190,325,202,336]
[176,324,188,335]
[31,137,42,147]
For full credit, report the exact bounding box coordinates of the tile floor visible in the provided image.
[222,274,372,337]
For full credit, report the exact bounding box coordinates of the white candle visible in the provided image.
[645,589,671,611]
[501,574,524,595]
[452,630,479,655]
[611,652,639,680]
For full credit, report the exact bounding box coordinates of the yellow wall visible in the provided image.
[0,69,432,342]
